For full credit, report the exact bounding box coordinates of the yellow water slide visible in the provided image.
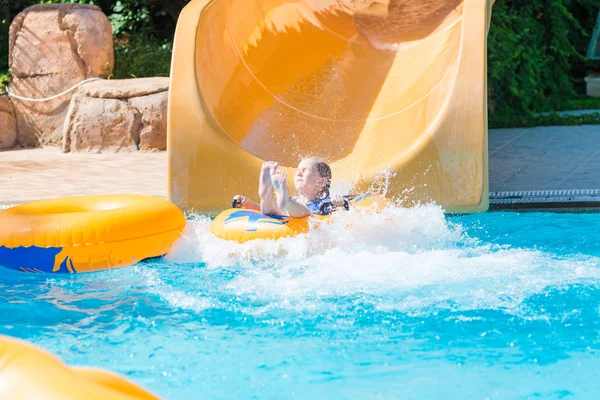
[168,0,494,214]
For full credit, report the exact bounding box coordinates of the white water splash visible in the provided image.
[160,202,600,316]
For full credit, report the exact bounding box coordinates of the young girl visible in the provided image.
[233,158,346,217]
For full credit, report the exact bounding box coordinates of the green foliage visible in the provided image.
[489,110,600,129]
[113,34,172,78]
[542,112,600,126]
[109,0,177,77]
[0,70,10,92]
[106,0,182,39]
[109,0,151,37]
[1,20,8,81]
[488,0,600,127]
[559,95,600,110]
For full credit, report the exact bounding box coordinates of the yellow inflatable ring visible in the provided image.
[210,194,387,242]
[0,335,159,399]
[0,195,186,273]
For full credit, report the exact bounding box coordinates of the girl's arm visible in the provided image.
[244,199,260,211]
[233,195,260,211]
[281,198,311,218]
[270,171,310,218]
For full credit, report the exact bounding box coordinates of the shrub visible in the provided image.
[113,34,172,78]
[488,0,600,127]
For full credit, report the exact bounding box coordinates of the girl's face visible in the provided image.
[294,159,327,198]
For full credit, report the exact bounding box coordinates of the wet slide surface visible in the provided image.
[168,0,491,213]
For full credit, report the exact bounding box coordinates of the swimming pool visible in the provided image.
[1,204,599,399]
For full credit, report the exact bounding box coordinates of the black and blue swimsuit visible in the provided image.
[304,196,334,216]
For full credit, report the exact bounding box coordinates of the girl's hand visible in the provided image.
[331,194,347,210]
[232,195,247,208]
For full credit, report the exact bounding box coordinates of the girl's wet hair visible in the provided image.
[304,158,331,198]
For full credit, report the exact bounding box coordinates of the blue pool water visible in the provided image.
[1,204,600,399]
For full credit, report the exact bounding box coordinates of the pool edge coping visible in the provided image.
[489,189,600,211]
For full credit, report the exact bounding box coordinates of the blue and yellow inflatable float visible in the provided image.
[0,195,185,273]
[210,194,386,242]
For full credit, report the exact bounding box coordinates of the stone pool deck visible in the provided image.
[490,125,600,191]
[0,147,166,205]
[1,124,600,207]
[489,125,600,208]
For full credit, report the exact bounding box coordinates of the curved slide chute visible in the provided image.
[168,0,493,214]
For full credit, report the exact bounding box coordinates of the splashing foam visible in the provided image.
[162,200,600,316]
